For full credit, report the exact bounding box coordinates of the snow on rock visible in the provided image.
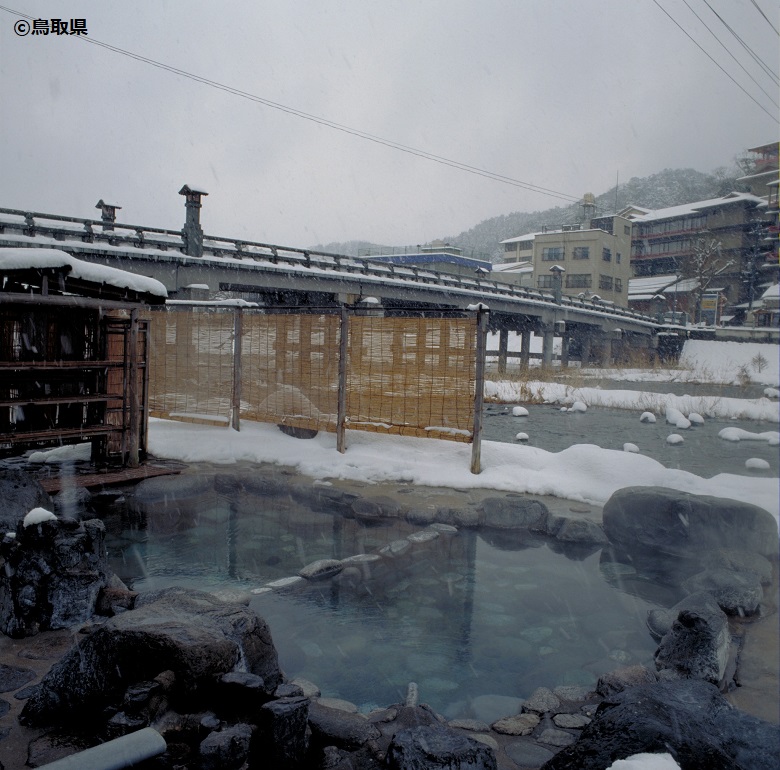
[511,406,529,417]
[675,417,691,430]
[688,412,704,425]
[666,434,684,445]
[639,412,657,423]
[746,458,771,471]
[606,753,681,770]
[623,443,640,453]
[560,407,568,412]
[571,401,587,412]
[515,433,529,442]
[23,508,57,527]
[719,427,780,443]
[666,407,685,425]
[765,387,780,399]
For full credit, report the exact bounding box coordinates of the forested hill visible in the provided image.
[314,167,748,261]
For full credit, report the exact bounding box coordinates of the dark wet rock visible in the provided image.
[521,687,560,715]
[479,497,547,529]
[352,496,405,521]
[448,718,490,732]
[300,559,344,580]
[534,513,608,545]
[655,607,731,685]
[214,470,288,498]
[380,539,411,558]
[52,486,91,518]
[26,729,96,768]
[275,682,305,699]
[646,591,724,640]
[596,665,657,697]
[505,739,556,768]
[682,568,763,616]
[602,487,778,557]
[199,722,254,770]
[213,671,271,717]
[308,701,381,751]
[19,587,281,727]
[0,662,36,692]
[0,470,53,531]
[0,698,8,717]
[700,548,774,585]
[540,679,780,770]
[407,508,438,525]
[278,425,319,439]
[552,685,592,702]
[387,724,497,769]
[491,713,539,736]
[105,710,148,738]
[0,515,115,637]
[257,696,310,768]
[553,713,590,729]
[537,728,576,747]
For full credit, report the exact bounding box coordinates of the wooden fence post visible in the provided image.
[336,306,348,453]
[232,308,243,431]
[470,308,488,474]
[127,308,140,468]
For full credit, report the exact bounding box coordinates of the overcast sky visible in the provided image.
[1,1,777,249]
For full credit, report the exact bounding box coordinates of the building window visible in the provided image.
[615,278,623,292]
[541,246,564,261]
[616,252,622,264]
[624,225,631,235]
[599,274,613,290]
[518,241,532,250]
[566,274,592,288]
[572,246,590,260]
[537,275,555,288]
[504,243,515,252]
[602,247,612,262]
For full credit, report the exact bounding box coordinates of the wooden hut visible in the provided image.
[0,248,167,466]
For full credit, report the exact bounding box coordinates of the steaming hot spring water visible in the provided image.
[102,474,685,720]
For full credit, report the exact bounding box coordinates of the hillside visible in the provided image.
[314,167,748,261]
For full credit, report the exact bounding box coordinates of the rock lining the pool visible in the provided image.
[1,470,778,768]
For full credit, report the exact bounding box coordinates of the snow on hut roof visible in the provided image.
[0,248,168,298]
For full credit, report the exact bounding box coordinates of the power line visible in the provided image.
[701,0,779,85]
[681,0,778,102]
[651,0,778,122]
[749,0,779,37]
[0,4,583,205]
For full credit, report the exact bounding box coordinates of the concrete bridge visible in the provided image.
[0,201,661,366]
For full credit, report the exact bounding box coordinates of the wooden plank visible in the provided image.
[38,463,183,493]
[471,309,488,475]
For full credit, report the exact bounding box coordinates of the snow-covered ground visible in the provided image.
[30,338,780,528]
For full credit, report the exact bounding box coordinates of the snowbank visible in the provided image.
[146,419,779,528]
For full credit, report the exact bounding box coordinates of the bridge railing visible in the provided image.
[0,207,656,327]
[146,303,488,473]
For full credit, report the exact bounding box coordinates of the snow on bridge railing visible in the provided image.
[0,207,655,325]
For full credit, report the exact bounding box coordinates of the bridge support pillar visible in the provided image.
[497,329,509,374]
[580,334,592,367]
[520,329,531,368]
[600,335,612,368]
[541,324,554,368]
[560,331,570,368]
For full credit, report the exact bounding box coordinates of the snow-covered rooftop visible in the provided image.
[0,248,168,298]
[631,192,767,224]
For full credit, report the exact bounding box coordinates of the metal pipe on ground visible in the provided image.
[37,728,166,770]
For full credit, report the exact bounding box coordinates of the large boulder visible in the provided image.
[540,680,780,770]
[387,724,497,769]
[0,515,117,637]
[479,498,548,530]
[0,470,53,531]
[602,487,778,557]
[20,587,281,727]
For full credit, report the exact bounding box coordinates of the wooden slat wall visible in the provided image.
[148,309,476,444]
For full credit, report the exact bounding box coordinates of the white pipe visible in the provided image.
[37,728,166,770]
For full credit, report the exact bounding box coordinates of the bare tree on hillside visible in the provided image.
[679,233,734,323]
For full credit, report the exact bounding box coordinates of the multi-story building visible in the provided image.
[628,191,770,313]
[738,142,778,198]
[500,203,633,307]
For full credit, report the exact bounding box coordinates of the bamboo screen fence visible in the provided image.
[147,306,487,471]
